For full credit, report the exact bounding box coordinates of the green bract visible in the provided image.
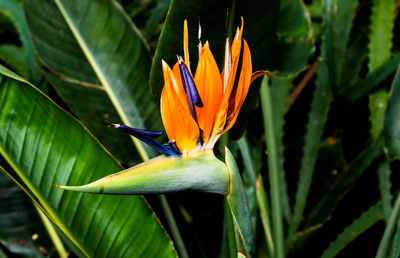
[57,151,230,195]
[58,146,255,257]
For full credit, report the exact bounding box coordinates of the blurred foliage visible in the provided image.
[0,0,400,257]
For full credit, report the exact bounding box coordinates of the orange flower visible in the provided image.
[160,18,267,154]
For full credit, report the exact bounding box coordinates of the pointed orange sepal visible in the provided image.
[194,43,223,141]
[224,40,252,132]
[211,17,244,136]
[161,60,199,151]
[183,19,191,73]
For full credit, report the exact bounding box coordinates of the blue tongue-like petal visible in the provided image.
[166,140,180,154]
[105,123,180,157]
[178,57,203,122]
[112,124,163,138]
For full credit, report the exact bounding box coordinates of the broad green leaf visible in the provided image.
[0,45,28,79]
[225,147,254,258]
[0,166,51,258]
[320,202,383,258]
[142,0,170,41]
[0,66,176,257]
[0,0,38,83]
[368,0,396,72]
[23,0,162,163]
[384,65,400,159]
[277,0,310,38]
[45,73,139,166]
[269,0,314,75]
[265,41,314,76]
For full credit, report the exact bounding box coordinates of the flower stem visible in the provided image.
[257,175,275,258]
[260,76,285,258]
[237,137,274,257]
[140,146,188,257]
[159,195,189,258]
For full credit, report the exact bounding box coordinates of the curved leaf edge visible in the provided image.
[225,146,254,257]
[0,65,177,257]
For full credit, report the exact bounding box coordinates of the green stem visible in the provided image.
[139,137,188,257]
[159,195,189,258]
[35,205,68,258]
[260,77,284,258]
[257,175,275,258]
[376,192,400,258]
[237,137,256,184]
[237,137,274,257]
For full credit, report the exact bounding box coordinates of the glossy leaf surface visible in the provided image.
[0,0,38,83]
[0,66,176,257]
[23,0,162,163]
[0,167,51,258]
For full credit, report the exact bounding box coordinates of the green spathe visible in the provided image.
[56,151,229,195]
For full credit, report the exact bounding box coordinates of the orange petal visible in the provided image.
[163,60,189,108]
[194,43,223,141]
[211,20,243,136]
[224,39,252,132]
[183,20,191,73]
[161,60,199,151]
[223,37,232,90]
[231,17,244,63]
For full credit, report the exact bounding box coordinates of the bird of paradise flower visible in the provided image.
[105,17,266,157]
[56,16,268,197]
[57,18,267,257]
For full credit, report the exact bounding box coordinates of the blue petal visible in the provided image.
[135,135,179,157]
[178,58,203,123]
[167,140,180,154]
[107,123,163,138]
[119,125,163,138]
[105,123,179,157]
